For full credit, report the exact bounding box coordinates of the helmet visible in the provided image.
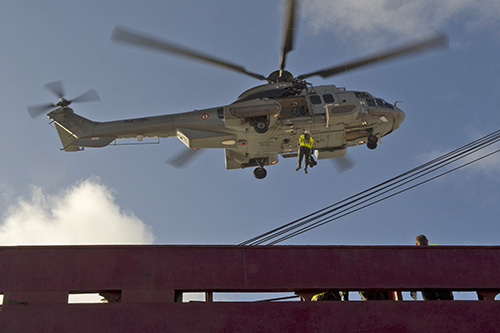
[304,130,310,134]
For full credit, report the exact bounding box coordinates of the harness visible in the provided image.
[299,134,313,149]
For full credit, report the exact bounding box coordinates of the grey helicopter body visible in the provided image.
[30,0,446,179]
[47,81,404,179]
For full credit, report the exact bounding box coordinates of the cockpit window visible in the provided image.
[376,99,394,109]
[322,94,334,103]
[366,98,376,106]
[356,91,393,109]
[309,95,321,105]
[355,91,372,99]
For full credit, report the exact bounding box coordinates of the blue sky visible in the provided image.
[1,0,499,247]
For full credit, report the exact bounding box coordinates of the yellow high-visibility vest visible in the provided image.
[298,134,313,148]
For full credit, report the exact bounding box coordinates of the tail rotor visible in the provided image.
[28,81,100,118]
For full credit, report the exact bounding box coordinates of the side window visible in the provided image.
[322,94,334,103]
[217,108,224,119]
[309,95,321,105]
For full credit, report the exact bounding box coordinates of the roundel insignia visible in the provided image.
[201,113,209,120]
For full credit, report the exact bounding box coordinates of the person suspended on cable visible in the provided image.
[296,130,314,174]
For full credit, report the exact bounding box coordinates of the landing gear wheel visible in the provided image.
[253,167,267,179]
[254,121,268,134]
[367,135,378,150]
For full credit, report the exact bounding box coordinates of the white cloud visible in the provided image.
[463,146,500,175]
[416,143,500,176]
[0,178,154,245]
[302,0,500,46]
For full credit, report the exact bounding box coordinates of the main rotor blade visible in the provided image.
[45,80,65,99]
[27,103,56,118]
[71,89,100,103]
[166,148,200,169]
[279,0,297,71]
[111,26,267,81]
[298,34,448,80]
[332,155,354,173]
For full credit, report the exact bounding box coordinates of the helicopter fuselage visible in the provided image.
[47,82,405,177]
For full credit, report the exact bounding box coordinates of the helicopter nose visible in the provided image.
[393,106,406,129]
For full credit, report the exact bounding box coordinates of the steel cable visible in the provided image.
[240,129,500,246]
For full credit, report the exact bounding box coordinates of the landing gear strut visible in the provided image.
[253,167,267,179]
[367,135,378,150]
[253,158,268,179]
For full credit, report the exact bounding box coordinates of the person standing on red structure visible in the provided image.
[296,130,314,174]
[415,234,429,246]
[411,234,454,301]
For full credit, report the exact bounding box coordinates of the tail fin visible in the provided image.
[53,122,82,152]
[48,108,115,151]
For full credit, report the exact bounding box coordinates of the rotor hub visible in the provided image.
[57,98,72,108]
[266,70,294,84]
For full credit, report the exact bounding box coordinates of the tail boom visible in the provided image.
[47,107,178,151]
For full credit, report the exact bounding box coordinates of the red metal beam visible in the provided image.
[2,245,500,293]
[1,245,499,331]
[1,301,500,331]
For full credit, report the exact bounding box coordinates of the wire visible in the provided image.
[242,129,500,245]
[254,295,299,302]
[268,148,500,245]
[268,136,500,245]
[240,129,500,246]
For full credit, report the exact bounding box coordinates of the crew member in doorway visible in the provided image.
[296,130,314,174]
[291,102,301,117]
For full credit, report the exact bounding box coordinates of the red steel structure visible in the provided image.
[1,245,499,331]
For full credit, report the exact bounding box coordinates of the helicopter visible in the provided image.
[28,0,447,179]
